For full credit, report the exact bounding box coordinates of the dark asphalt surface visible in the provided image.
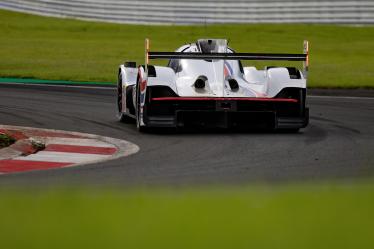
[0,83,373,186]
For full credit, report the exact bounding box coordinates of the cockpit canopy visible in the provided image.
[168,39,243,76]
[196,39,228,53]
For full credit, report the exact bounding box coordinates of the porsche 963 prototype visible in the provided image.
[117,39,309,132]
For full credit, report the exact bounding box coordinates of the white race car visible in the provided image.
[117,39,309,132]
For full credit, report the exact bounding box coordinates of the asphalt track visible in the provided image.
[0,83,373,186]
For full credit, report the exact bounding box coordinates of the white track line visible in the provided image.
[45,138,116,147]
[13,151,111,163]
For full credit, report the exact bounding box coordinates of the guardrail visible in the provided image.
[0,0,373,24]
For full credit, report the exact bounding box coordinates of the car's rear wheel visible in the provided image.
[117,73,132,123]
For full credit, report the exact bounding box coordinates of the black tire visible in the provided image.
[117,73,132,123]
[298,88,305,117]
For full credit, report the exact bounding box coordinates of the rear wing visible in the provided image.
[144,39,309,78]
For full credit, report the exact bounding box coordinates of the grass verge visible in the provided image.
[0,10,373,88]
[0,182,373,249]
[0,133,15,148]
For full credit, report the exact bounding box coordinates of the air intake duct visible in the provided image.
[194,75,207,89]
[228,79,239,91]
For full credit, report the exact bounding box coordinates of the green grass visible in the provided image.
[0,9,373,87]
[0,133,15,148]
[0,182,373,249]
